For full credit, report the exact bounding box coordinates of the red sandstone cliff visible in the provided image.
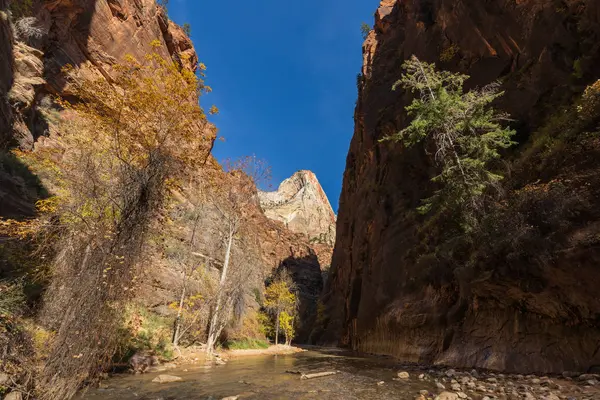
[320,0,600,374]
[1,0,327,341]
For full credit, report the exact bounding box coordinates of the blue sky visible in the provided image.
[168,1,377,212]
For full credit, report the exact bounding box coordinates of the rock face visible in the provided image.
[320,0,600,374]
[0,0,207,219]
[0,0,13,146]
[259,170,337,247]
[277,253,324,343]
[0,1,328,342]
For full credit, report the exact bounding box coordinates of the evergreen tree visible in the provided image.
[382,56,516,228]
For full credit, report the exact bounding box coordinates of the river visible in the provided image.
[79,347,442,399]
[79,347,600,400]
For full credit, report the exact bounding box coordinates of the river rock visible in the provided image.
[435,392,458,400]
[436,382,446,390]
[221,397,239,400]
[3,392,23,400]
[0,373,10,386]
[152,374,183,383]
[398,371,410,379]
[541,394,560,400]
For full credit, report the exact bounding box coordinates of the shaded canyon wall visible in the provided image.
[320,0,600,374]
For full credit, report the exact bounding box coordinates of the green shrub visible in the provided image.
[9,0,33,18]
[439,43,459,62]
[115,305,174,362]
[224,337,269,350]
[0,280,25,317]
[360,22,371,40]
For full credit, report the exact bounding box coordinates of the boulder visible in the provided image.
[152,374,183,383]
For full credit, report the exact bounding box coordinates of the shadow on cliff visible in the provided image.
[0,0,47,219]
[42,0,98,94]
[0,0,14,147]
[276,252,324,344]
[0,0,102,218]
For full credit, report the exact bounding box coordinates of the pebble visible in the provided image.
[398,371,410,379]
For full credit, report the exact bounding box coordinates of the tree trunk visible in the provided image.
[172,281,186,346]
[206,222,235,355]
[275,310,280,346]
[173,215,199,346]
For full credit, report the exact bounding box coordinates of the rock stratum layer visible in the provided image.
[320,0,600,374]
[258,170,337,248]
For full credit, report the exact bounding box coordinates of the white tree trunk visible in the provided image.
[275,310,280,346]
[206,222,235,355]
[172,279,186,346]
[172,216,199,346]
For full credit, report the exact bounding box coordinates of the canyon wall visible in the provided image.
[0,0,328,342]
[320,0,600,374]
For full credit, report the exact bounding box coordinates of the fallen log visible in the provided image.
[300,371,338,380]
[285,370,302,375]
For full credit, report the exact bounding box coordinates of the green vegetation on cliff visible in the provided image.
[382,56,515,229]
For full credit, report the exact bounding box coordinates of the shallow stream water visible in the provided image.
[79,347,441,400]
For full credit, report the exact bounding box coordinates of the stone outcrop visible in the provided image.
[321,0,600,374]
[258,170,337,247]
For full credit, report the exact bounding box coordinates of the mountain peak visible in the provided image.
[258,170,336,246]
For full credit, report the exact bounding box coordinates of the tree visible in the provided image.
[204,156,271,355]
[183,23,192,37]
[264,272,297,346]
[21,45,213,400]
[278,311,295,346]
[381,56,516,228]
[360,22,371,40]
[168,211,204,347]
